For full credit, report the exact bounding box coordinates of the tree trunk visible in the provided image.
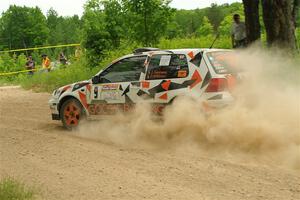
[242,0,261,44]
[292,0,299,27]
[262,0,296,49]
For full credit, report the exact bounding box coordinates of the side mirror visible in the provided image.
[92,75,100,84]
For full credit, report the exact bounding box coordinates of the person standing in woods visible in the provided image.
[25,56,35,75]
[59,52,67,65]
[231,14,247,48]
[42,54,51,72]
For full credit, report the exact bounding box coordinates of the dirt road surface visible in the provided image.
[0,87,299,200]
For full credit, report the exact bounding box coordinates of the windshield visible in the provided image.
[206,51,240,74]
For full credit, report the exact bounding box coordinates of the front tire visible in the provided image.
[60,98,84,130]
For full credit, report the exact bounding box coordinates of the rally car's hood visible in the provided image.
[53,80,90,97]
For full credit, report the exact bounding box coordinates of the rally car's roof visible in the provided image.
[120,48,232,59]
[135,47,230,54]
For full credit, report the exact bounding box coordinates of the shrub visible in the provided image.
[0,177,35,200]
[158,36,231,49]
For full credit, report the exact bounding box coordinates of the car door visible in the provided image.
[89,55,147,115]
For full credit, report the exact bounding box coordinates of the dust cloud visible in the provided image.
[76,48,300,170]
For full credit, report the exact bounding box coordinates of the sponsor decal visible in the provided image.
[102,84,119,90]
[100,84,121,101]
[178,70,187,78]
[88,103,165,115]
[150,71,168,79]
[101,91,120,101]
[159,55,171,66]
[88,104,134,115]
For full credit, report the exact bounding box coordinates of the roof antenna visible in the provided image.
[209,33,220,49]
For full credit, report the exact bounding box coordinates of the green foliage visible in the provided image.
[123,0,173,46]
[165,21,182,39]
[20,58,92,92]
[0,6,81,60]
[0,177,35,200]
[82,0,110,67]
[196,16,214,36]
[158,36,231,49]
[173,2,244,36]
[296,28,300,49]
[47,8,82,46]
[0,5,49,50]
[81,0,173,66]
[205,3,225,31]
[102,0,125,47]
[174,9,206,36]
[0,53,27,73]
[219,15,233,37]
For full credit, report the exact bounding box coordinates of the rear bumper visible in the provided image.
[205,92,234,108]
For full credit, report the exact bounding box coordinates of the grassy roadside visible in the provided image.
[0,177,36,200]
[18,48,132,93]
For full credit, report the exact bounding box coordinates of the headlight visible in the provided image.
[53,89,61,96]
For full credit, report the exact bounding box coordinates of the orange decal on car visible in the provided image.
[159,93,168,100]
[161,80,171,91]
[190,70,202,89]
[86,84,91,92]
[188,51,194,59]
[63,85,71,92]
[178,70,187,78]
[78,91,88,109]
[142,81,150,89]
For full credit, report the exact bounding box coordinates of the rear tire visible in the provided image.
[60,98,84,130]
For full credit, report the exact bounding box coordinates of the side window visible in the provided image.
[146,54,189,80]
[100,56,146,83]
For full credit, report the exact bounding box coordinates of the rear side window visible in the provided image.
[146,54,188,80]
[206,51,239,74]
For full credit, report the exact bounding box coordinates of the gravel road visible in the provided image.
[0,87,299,200]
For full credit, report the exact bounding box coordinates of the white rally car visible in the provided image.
[49,48,238,129]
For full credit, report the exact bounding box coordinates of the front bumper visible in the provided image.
[52,113,60,120]
[49,97,60,120]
